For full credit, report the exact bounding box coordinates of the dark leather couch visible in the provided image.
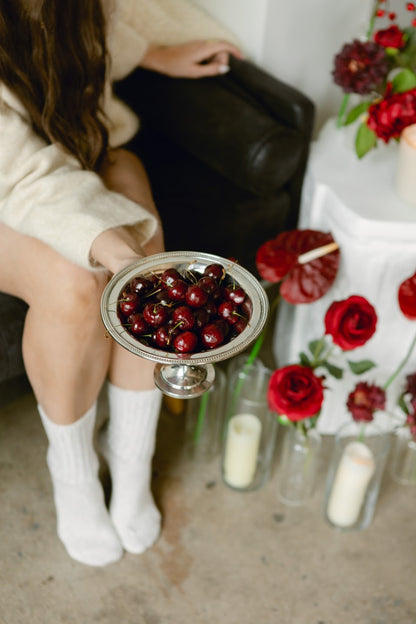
[0,57,314,405]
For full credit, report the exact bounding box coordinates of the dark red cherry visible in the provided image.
[153,325,173,349]
[173,330,198,353]
[161,268,182,287]
[119,292,140,316]
[204,263,225,282]
[224,284,246,305]
[185,284,208,308]
[205,299,217,317]
[233,316,248,334]
[193,308,210,329]
[167,279,188,302]
[197,276,218,295]
[127,312,148,336]
[172,305,195,330]
[218,301,239,324]
[131,276,152,295]
[200,322,225,349]
[143,303,169,327]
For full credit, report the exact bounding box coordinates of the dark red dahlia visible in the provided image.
[346,382,386,422]
[332,39,389,95]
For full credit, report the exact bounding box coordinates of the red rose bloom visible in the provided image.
[398,271,416,319]
[374,25,406,49]
[367,86,416,142]
[267,364,324,422]
[346,382,386,422]
[324,295,377,351]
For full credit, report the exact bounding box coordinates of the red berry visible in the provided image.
[200,322,225,349]
[407,2,415,10]
[167,279,188,302]
[413,17,416,26]
[153,325,173,349]
[143,303,168,327]
[204,263,225,282]
[224,284,246,305]
[173,330,198,353]
[127,312,148,336]
[160,268,181,287]
[119,292,140,316]
[185,284,208,308]
[388,11,396,19]
[172,305,195,330]
[218,301,239,325]
[131,276,152,295]
[197,275,218,295]
[376,8,385,16]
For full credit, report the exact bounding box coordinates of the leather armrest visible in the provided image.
[114,58,315,197]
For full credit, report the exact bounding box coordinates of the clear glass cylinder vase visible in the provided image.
[184,366,226,462]
[221,361,277,492]
[277,424,321,506]
[390,427,416,486]
[324,420,390,531]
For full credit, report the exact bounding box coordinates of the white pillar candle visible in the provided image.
[396,124,416,205]
[223,414,262,488]
[327,441,375,528]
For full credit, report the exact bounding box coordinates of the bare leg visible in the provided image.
[99,148,165,391]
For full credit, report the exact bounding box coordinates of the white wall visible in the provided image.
[193,0,376,134]
[193,0,269,63]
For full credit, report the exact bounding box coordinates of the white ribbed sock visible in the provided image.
[99,382,162,554]
[38,403,123,567]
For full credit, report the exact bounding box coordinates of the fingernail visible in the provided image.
[218,64,230,74]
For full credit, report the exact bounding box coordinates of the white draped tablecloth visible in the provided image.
[274,119,416,433]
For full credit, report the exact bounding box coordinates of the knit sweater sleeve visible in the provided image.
[108,0,240,81]
[0,92,157,270]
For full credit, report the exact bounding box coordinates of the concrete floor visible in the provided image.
[0,385,415,624]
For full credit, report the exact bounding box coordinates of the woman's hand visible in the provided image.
[140,39,243,78]
[89,226,146,275]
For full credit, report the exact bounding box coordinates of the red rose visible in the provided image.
[346,382,386,422]
[324,295,377,350]
[367,86,416,142]
[374,25,406,49]
[267,364,324,422]
[398,271,416,319]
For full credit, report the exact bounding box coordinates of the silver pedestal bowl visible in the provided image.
[100,251,269,398]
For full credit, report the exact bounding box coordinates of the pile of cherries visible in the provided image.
[117,262,252,354]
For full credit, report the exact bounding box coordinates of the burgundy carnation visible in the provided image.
[374,25,406,50]
[324,295,377,351]
[346,382,386,422]
[267,364,324,422]
[332,39,389,95]
[367,86,416,142]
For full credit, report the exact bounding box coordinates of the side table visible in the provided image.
[274,119,416,433]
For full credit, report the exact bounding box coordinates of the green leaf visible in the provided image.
[391,68,416,93]
[355,123,377,159]
[398,394,409,415]
[348,359,377,375]
[308,339,325,358]
[323,361,344,379]
[277,414,292,426]
[344,101,371,125]
[299,351,311,367]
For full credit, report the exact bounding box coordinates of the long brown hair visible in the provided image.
[0,0,109,170]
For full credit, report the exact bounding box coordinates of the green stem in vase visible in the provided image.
[336,94,350,128]
[384,329,416,390]
[193,388,210,444]
[358,422,366,443]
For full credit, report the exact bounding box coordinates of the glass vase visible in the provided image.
[324,421,390,531]
[277,424,321,506]
[221,361,277,492]
[390,427,416,486]
[184,366,226,462]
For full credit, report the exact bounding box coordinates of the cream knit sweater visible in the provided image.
[0,0,237,270]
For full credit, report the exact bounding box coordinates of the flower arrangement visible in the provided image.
[333,1,416,157]
[345,268,416,427]
[267,295,378,434]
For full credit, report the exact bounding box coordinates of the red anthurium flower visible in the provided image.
[255,229,340,304]
[398,270,416,319]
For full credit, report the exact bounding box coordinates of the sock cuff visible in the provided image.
[106,383,162,459]
[38,403,99,484]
